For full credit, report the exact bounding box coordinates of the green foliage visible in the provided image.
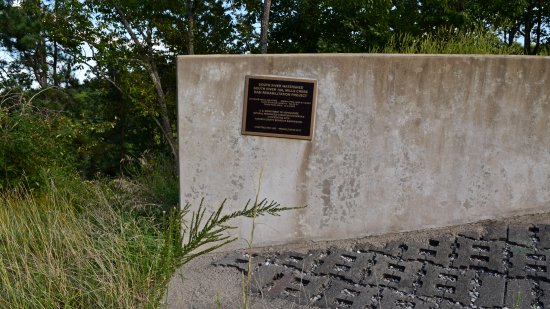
[374,28,524,55]
[265,0,549,54]
[0,0,90,87]
[3,0,548,179]
[0,89,81,190]
[66,80,166,177]
[124,153,180,214]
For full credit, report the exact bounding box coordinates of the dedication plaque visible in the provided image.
[242,75,317,140]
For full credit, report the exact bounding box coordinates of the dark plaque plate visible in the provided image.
[242,75,317,140]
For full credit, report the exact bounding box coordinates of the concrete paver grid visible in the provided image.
[211,221,550,308]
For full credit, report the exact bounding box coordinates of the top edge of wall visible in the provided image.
[177,53,550,60]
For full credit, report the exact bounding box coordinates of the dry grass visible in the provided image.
[0,169,295,309]
[0,180,179,308]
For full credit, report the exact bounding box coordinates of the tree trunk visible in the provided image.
[533,0,542,54]
[260,0,272,54]
[53,0,59,86]
[507,26,518,46]
[523,5,533,54]
[33,41,48,88]
[148,61,179,162]
[114,5,179,165]
[186,0,195,55]
[32,49,45,88]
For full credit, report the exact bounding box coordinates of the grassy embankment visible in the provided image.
[0,162,290,308]
[0,170,182,308]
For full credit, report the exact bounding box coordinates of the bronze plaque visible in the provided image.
[242,75,317,140]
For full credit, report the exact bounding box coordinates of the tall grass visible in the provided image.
[373,28,525,55]
[0,179,181,308]
[0,160,296,308]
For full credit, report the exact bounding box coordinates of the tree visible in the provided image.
[186,0,195,55]
[472,0,549,54]
[260,0,272,53]
[268,0,392,53]
[83,1,179,162]
[82,0,239,167]
[0,0,89,88]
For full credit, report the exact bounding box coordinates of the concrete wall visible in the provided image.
[177,54,550,249]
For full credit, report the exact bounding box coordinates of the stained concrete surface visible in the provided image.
[178,54,550,249]
[166,212,550,308]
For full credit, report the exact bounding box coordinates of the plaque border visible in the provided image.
[241,75,318,141]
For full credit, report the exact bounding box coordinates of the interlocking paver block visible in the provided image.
[459,222,507,241]
[341,252,375,284]
[504,279,536,309]
[263,270,329,305]
[312,249,346,276]
[251,264,286,292]
[539,281,550,308]
[212,252,266,272]
[354,242,384,254]
[508,224,535,247]
[453,237,506,273]
[275,250,322,272]
[357,240,405,257]
[508,246,550,280]
[401,236,455,267]
[474,273,505,307]
[379,240,408,257]
[362,255,422,293]
[483,222,508,240]
[438,300,464,309]
[535,224,550,250]
[313,280,378,308]
[418,264,473,305]
[379,289,434,309]
[313,249,374,284]
[234,220,550,308]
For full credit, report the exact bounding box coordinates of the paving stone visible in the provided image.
[401,236,455,267]
[483,222,509,241]
[275,250,322,272]
[380,240,409,257]
[459,222,507,241]
[508,224,536,247]
[362,255,423,293]
[212,252,267,272]
[312,279,378,308]
[357,240,406,258]
[508,246,550,280]
[438,300,464,309]
[230,217,550,308]
[343,252,376,282]
[539,281,550,308]
[312,249,344,276]
[474,273,505,307]
[418,264,474,306]
[457,228,483,240]
[534,224,550,250]
[354,242,385,254]
[313,249,374,284]
[379,289,435,309]
[453,237,506,273]
[504,279,536,309]
[250,264,286,292]
[262,270,329,305]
